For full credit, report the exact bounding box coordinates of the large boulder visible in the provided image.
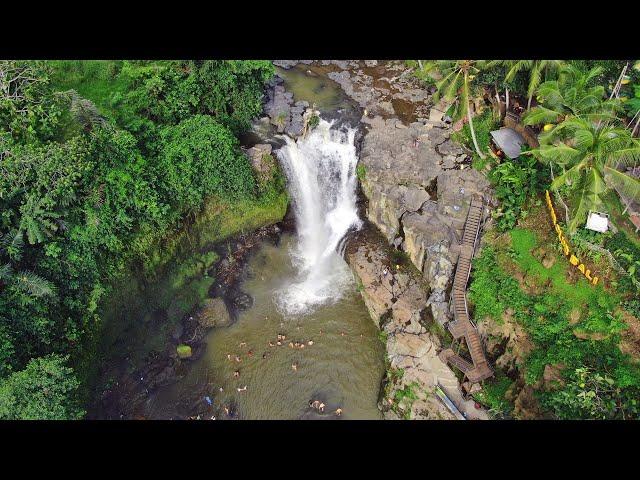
[196,298,232,329]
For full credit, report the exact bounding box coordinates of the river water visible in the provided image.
[91,64,386,420]
[144,115,385,419]
[145,233,385,419]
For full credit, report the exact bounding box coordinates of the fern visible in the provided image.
[14,271,56,298]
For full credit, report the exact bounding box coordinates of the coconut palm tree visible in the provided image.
[522,64,620,127]
[424,60,487,159]
[530,116,640,232]
[490,60,565,110]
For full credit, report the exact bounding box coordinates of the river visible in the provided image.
[90,66,387,419]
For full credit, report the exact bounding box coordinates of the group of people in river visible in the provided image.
[308,400,342,417]
[195,327,347,420]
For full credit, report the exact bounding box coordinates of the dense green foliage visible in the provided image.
[0,60,276,418]
[469,235,640,419]
[0,354,83,419]
[605,232,640,294]
[414,59,640,419]
[488,155,549,231]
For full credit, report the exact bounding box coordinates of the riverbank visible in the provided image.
[273,60,492,419]
[87,60,492,420]
[85,190,288,418]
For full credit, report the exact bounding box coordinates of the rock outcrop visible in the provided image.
[359,115,490,327]
[266,60,494,420]
[344,226,487,420]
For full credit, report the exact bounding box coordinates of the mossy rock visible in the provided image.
[196,298,231,328]
[176,344,192,359]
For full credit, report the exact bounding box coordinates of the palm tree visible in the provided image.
[522,64,620,127]
[530,116,640,232]
[425,60,487,159]
[491,60,565,110]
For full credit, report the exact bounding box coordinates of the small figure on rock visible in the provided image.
[335,408,343,416]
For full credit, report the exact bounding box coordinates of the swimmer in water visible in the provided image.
[335,408,343,416]
[307,340,314,346]
[269,341,275,347]
[289,342,294,348]
[226,354,231,360]
[237,385,247,392]
[291,362,298,371]
[233,370,240,378]
[247,350,253,357]
[318,402,325,413]
[239,342,247,347]
[234,355,241,362]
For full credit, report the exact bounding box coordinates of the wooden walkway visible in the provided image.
[439,195,493,385]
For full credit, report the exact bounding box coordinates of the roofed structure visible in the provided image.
[490,128,526,159]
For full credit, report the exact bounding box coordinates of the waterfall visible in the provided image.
[275,119,362,316]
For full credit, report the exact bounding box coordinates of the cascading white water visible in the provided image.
[275,119,362,316]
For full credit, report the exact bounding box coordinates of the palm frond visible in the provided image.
[604,167,640,203]
[567,168,606,232]
[534,144,582,167]
[522,106,562,125]
[0,263,12,282]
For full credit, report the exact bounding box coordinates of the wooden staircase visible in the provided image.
[439,195,493,385]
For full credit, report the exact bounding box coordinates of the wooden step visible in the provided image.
[448,321,467,339]
[440,349,474,373]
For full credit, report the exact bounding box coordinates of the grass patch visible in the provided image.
[509,228,596,307]
[48,61,127,120]
[473,373,514,418]
[468,226,640,418]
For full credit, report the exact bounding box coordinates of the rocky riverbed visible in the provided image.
[92,60,495,420]
[267,60,493,420]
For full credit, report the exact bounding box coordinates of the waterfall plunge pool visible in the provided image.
[141,119,385,419]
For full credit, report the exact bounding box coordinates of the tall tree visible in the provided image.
[530,116,640,231]
[522,64,620,126]
[491,60,565,110]
[425,60,487,159]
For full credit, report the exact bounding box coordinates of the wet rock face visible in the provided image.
[343,226,487,420]
[263,76,299,136]
[358,115,490,327]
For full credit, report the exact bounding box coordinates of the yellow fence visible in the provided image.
[545,190,599,286]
